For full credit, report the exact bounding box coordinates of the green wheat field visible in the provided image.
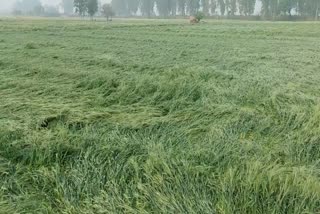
[1,18,320,213]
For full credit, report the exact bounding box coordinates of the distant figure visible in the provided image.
[189,16,198,24]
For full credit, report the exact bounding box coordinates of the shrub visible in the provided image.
[195,12,205,22]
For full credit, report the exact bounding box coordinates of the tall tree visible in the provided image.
[226,0,237,15]
[177,0,186,15]
[186,0,200,15]
[302,0,319,19]
[270,0,279,18]
[238,0,256,16]
[201,0,210,15]
[74,0,87,16]
[315,0,319,20]
[261,0,271,17]
[127,0,139,15]
[168,0,177,16]
[140,0,155,17]
[155,0,176,16]
[101,3,114,20]
[210,0,217,15]
[278,0,297,16]
[218,0,226,15]
[156,0,170,16]
[87,0,98,18]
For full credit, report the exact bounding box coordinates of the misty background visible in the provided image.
[0,0,262,15]
[0,0,111,13]
[0,0,318,20]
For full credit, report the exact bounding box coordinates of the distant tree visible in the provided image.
[278,0,297,16]
[210,0,217,15]
[74,0,87,16]
[218,0,225,15]
[261,0,279,19]
[270,0,279,18]
[177,0,186,16]
[156,0,170,16]
[87,0,98,18]
[14,0,42,13]
[44,6,61,17]
[195,11,205,20]
[127,0,139,15]
[33,4,44,16]
[238,0,256,16]
[296,0,318,19]
[261,0,270,17]
[187,0,200,15]
[201,0,210,15]
[315,0,320,20]
[226,0,237,16]
[101,3,114,21]
[62,0,74,15]
[140,0,155,17]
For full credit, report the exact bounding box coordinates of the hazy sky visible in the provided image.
[0,0,111,11]
[0,0,260,14]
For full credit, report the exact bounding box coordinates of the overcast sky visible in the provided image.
[0,0,261,14]
[0,0,111,11]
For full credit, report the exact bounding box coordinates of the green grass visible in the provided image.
[1,18,320,213]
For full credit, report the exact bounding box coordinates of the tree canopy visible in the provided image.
[109,0,319,19]
[12,0,319,20]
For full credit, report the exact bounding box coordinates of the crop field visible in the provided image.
[0,18,320,213]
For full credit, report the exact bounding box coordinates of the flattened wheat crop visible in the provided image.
[1,19,320,213]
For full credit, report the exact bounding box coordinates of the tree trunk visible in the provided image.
[316,3,319,21]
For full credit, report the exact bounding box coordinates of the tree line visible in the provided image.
[13,0,114,20]
[111,0,319,20]
[13,0,60,16]
[12,0,319,20]
[73,0,114,20]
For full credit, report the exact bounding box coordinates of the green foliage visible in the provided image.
[73,0,98,17]
[187,0,200,15]
[10,0,320,19]
[296,0,319,19]
[226,0,237,15]
[218,0,226,15]
[195,11,205,21]
[74,0,88,16]
[86,0,98,17]
[106,0,319,19]
[210,0,218,14]
[156,0,177,17]
[177,0,187,15]
[140,0,155,17]
[1,19,320,213]
[238,0,256,16]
